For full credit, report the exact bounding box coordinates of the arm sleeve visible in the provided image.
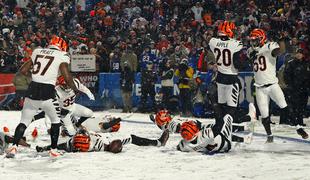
[75,78,95,100]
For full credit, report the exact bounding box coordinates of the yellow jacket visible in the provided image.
[175,67,194,89]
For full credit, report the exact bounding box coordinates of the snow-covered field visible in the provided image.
[0,110,310,180]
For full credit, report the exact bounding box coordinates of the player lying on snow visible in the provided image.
[35,128,169,154]
[33,111,123,137]
[31,75,95,136]
[150,110,253,153]
[0,131,31,155]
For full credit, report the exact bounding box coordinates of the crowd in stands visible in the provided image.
[0,0,309,73]
[0,0,309,117]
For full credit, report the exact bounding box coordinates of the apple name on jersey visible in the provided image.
[252,42,279,86]
[208,37,243,75]
[31,48,70,85]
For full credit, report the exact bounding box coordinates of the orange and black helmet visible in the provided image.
[218,21,236,38]
[180,120,200,141]
[111,122,121,132]
[73,132,90,152]
[155,110,172,127]
[250,28,267,46]
[49,36,68,51]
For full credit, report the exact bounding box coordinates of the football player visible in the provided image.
[0,131,30,155]
[32,75,95,136]
[177,114,236,153]
[247,29,308,142]
[35,128,169,154]
[208,21,245,124]
[150,109,253,144]
[6,36,78,158]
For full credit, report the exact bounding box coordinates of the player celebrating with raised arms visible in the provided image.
[247,29,308,142]
[6,36,78,158]
[208,21,245,124]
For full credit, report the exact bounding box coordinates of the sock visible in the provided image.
[13,123,27,146]
[50,123,61,149]
[239,115,251,122]
[262,117,272,136]
[130,135,158,146]
[232,135,244,142]
[75,117,89,127]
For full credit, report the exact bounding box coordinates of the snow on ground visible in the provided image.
[0,110,310,180]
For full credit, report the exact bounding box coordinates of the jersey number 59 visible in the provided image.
[253,56,267,72]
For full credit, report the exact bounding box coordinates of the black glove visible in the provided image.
[249,50,258,61]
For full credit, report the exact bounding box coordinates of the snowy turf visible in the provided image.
[0,110,310,180]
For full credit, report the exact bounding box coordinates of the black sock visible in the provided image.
[75,117,89,127]
[232,135,244,142]
[13,123,27,146]
[131,135,158,146]
[239,115,251,122]
[33,111,46,122]
[50,123,61,149]
[262,117,272,136]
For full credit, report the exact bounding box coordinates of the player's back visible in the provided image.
[31,48,70,85]
[252,42,279,86]
[209,37,243,75]
[89,132,112,152]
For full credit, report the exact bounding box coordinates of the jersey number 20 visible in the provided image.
[214,48,231,66]
[32,55,55,75]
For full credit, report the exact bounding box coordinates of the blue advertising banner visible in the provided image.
[97,72,255,109]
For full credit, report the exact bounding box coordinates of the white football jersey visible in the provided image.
[56,78,94,110]
[251,42,279,86]
[88,132,113,152]
[31,48,70,85]
[178,127,216,152]
[209,37,243,75]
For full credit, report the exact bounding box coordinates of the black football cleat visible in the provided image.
[266,135,274,143]
[297,128,309,139]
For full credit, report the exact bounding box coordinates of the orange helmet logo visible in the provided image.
[218,21,236,38]
[250,28,266,46]
[49,36,68,51]
[73,133,90,152]
[155,110,172,127]
[180,121,200,141]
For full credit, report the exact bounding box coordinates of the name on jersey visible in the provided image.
[40,49,55,55]
[216,42,228,48]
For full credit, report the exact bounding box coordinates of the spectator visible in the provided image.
[120,61,134,113]
[191,2,204,22]
[120,45,138,72]
[284,48,310,126]
[139,61,157,113]
[109,50,121,73]
[10,71,31,110]
[175,59,194,117]
[159,60,174,110]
